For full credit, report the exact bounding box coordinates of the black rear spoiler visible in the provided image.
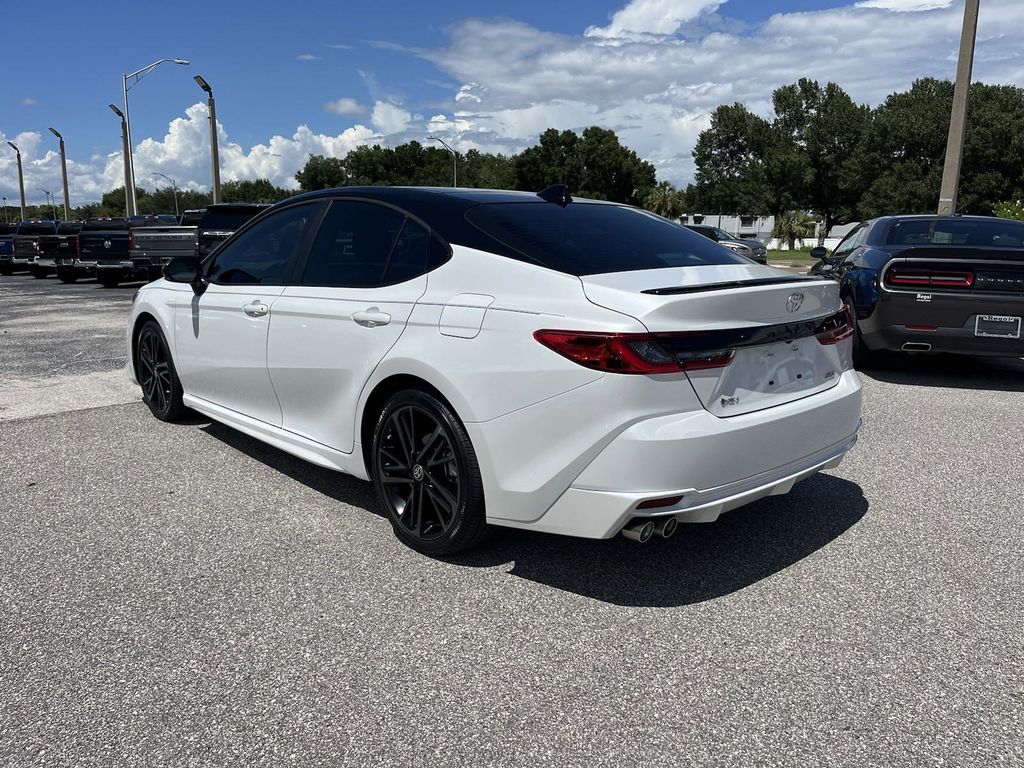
[642,275,824,296]
[893,246,1024,262]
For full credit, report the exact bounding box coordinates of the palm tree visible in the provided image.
[643,181,684,220]
[772,210,817,250]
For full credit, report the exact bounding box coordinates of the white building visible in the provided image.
[679,214,860,251]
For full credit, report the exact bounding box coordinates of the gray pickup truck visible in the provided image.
[121,209,204,288]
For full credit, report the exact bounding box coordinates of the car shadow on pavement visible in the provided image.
[201,419,867,608]
[858,352,1024,392]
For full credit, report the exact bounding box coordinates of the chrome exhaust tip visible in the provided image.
[901,342,932,352]
[621,519,656,543]
[656,516,678,539]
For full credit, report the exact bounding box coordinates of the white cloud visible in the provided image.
[855,0,953,10]
[324,97,367,116]
[585,0,724,38]
[21,97,38,107]
[371,101,412,134]
[296,53,320,61]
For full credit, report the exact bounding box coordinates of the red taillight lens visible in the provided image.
[533,330,734,374]
[887,267,973,288]
[815,306,855,345]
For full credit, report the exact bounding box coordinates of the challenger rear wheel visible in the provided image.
[372,390,487,555]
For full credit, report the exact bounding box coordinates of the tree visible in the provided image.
[994,200,1024,221]
[221,178,292,203]
[295,154,348,191]
[514,127,656,204]
[772,210,817,250]
[692,104,773,215]
[772,79,870,242]
[643,181,684,219]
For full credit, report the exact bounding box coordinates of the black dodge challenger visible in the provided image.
[809,215,1024,364]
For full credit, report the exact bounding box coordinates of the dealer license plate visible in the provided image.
[975,315,1021,339]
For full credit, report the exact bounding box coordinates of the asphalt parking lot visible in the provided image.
[2,274,1023,767]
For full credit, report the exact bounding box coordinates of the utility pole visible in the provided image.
[48,128,70,220]
[937,0,980,216]
[193,76,222,204]
[6,142,26,220]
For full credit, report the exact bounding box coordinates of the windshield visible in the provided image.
[82,218,129,231]
[201,208,265,230]
[16,223,57,235]
[712,227,735,240]
[466,202,747,276]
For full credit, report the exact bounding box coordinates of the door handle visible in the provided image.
[242,301,269,318]
[352,308,391,328]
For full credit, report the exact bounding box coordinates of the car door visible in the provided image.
[267,199,440,453]
[172,202,322,425]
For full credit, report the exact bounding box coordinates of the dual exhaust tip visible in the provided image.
[621,516,678,543]
[901,342,932,352]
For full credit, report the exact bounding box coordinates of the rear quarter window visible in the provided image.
[466,203,746,276]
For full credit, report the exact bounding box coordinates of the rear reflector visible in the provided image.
[636,495,684,510]
[905,325,938,331]
[888,267,974,288]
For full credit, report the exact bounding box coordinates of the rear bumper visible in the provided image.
[861,288,1024,356]
[488,369,863,539]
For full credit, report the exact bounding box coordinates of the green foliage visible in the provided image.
[994,200,1024,221]
[771,210,817,250]
[642,181,685,219]
[221,178,293,204]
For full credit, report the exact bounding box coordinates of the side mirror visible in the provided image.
[162,256,207,295]
[809,246,828,260]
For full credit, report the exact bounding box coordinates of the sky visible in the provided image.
[1,0,1021,209]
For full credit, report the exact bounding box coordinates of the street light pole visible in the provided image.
[122,57,190,216]
[153,172,180,217]
[6,142,26,220]
[193,75,221,204]
[937,0,981,216]
[427,136,457,187]
[48,127,70,220]
[39,189,56,221]
[2,197,7,224]
[108,105,133,216]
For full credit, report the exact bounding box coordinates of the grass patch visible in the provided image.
[767,249,817,261]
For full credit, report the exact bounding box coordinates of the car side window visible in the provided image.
[832,224,866,259]
[300,200,439,288]
[206,203,317,285]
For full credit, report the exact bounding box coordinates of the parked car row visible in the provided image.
[0,203,268,287]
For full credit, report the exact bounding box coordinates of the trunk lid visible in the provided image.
[581,264,848,417]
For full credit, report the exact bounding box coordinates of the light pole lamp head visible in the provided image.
[6,141,18,154]
[193,75,212,94]
[108,103,125,119]
[48,127,63,141]
[173,59,190,65]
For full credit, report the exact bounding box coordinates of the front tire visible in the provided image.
[98,275,120,288]
[136,321,187,421]
[372,390,487,555]
[57,271,77,284]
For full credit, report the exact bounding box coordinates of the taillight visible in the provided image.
[815,306,855,345]
[887,267,973,288]
[533,330,734,374]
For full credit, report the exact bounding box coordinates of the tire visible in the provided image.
[30,266,45,279]
[372,389,488,556]
[57,271,77,284]
[845,295,876,369]
[136,320,187,422]
[98,275,120,288]
[0,265,12,276]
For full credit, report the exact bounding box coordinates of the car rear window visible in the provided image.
[16,223,57,235]
[887,218,1024,247]
[201,208,265,230]
[82,218,129,231]
[466,203,746,276]
[57,222,82,234]
[179,210,204,226]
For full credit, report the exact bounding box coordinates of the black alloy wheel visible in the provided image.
[137,321,186,421]
[372,390,487,555]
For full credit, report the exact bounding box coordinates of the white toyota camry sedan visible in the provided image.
[127,186,862,554]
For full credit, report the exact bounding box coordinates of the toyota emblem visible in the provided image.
[786,292,805,313]
[103,239,112,249]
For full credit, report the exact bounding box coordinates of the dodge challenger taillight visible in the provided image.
[886,267,974,288]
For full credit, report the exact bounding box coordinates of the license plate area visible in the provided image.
[975,315,1021,339]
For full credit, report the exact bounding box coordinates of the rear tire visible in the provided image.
[98,275,120,288]
[0,265,12,276]
[57,271,77,284]
[845,295,876,368]
[372,389,488,556]
[30,266,45,279]
[136,321,187,422]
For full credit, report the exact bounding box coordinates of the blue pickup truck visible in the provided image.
[0,223,16,272]
[1,221,57,275]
